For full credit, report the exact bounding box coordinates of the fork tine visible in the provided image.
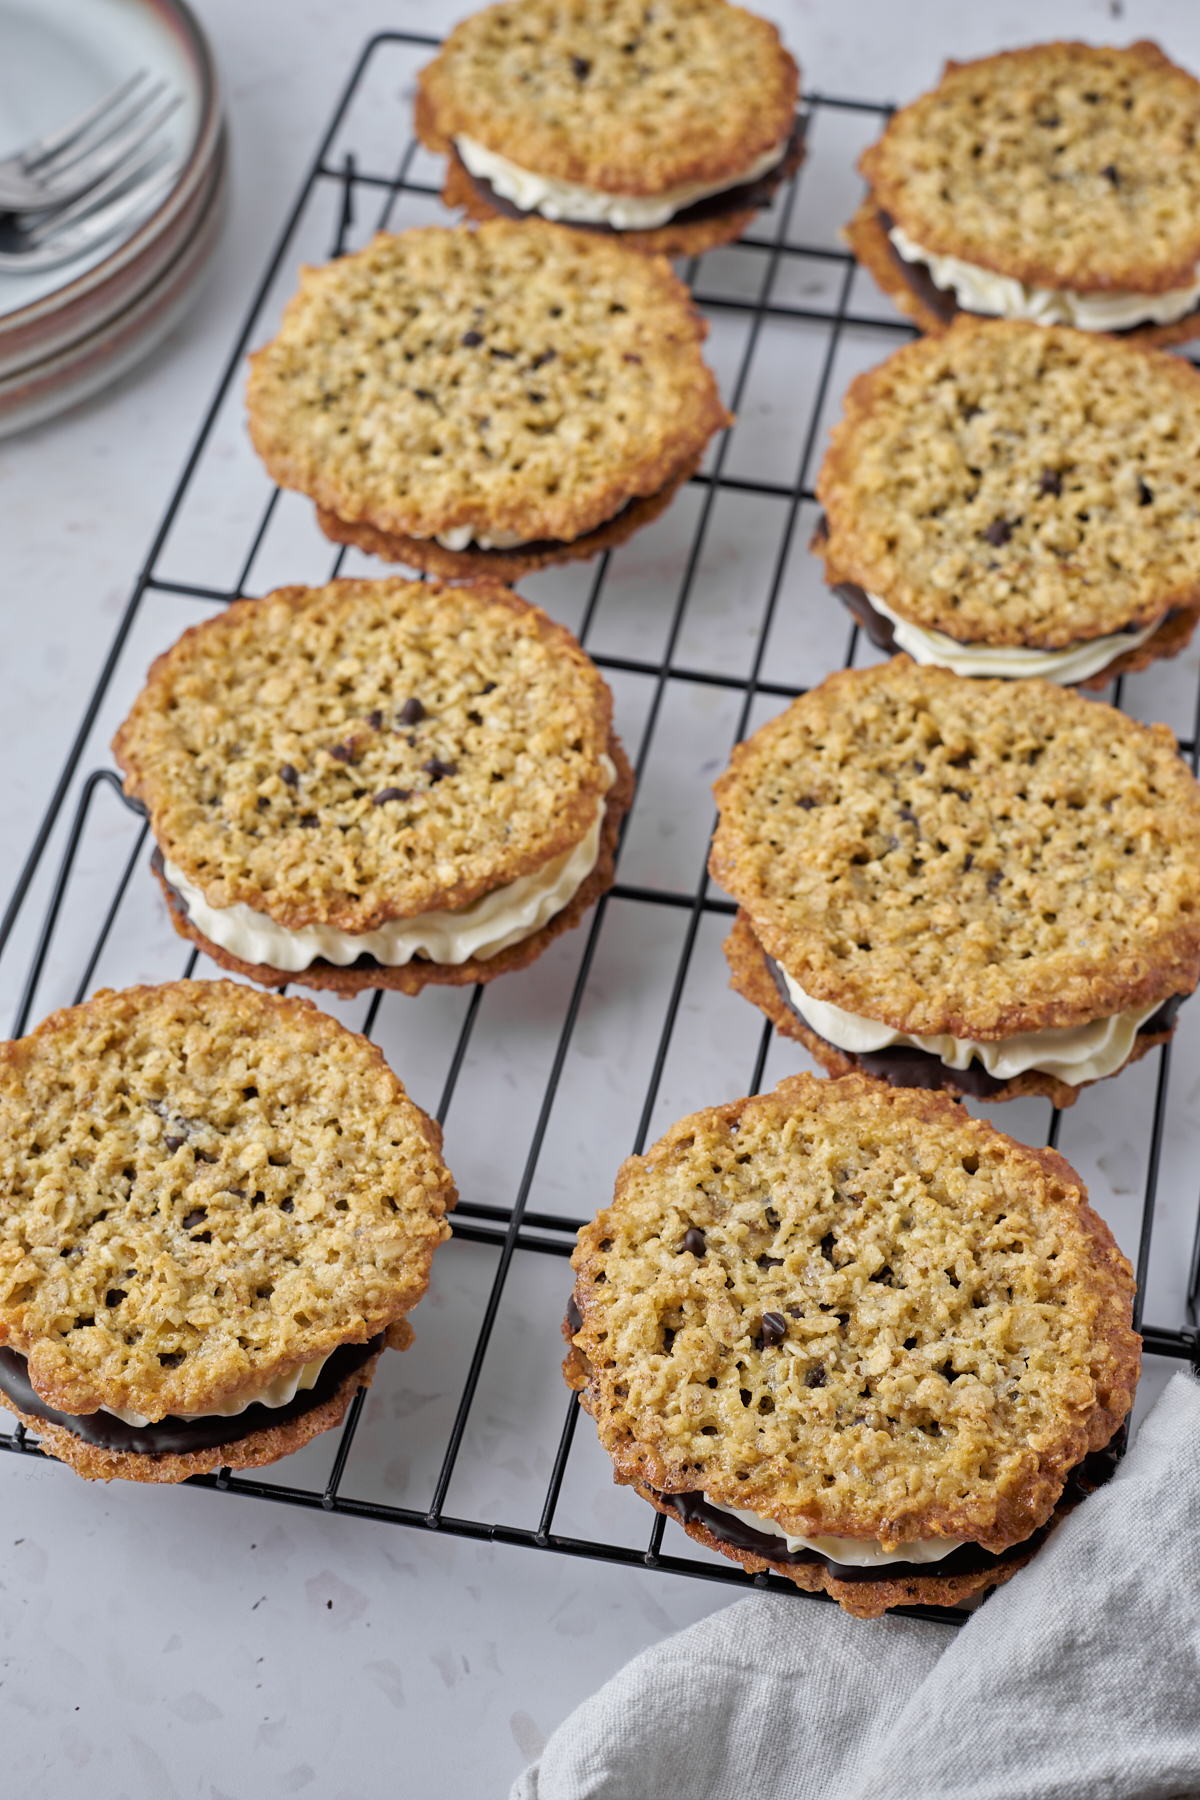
[18,70,149,172]
[39,79,169,180]
[2,158,181,269]
[32,93,181,207]
[23,142,170,244]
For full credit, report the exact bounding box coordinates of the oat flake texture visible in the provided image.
[566,1074,1139,1613]
[0,981,455,1425]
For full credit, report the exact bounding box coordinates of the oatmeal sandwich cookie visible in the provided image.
[710,658,1200,1106]
[416,0,804,258]
[814,319,1200,688]
[0,981,456,1483]
[245,220,731,580]
[847,41,1200,348]
[112,576,634,996]
[564,1073,1139,1617]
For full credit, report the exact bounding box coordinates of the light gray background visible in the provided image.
[1,2,1198,1795]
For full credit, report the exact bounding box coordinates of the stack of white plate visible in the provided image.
[0,0,224,439]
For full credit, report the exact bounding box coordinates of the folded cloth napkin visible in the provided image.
[513,1370,1200,1800]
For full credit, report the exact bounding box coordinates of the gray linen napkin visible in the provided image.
[513,1371,1200,1800]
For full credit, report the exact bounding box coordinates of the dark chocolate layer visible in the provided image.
[875,207,1200,341]
[0,1335,382,1458]
[765,949,1182,1097]
[459,116,807,236]
[658,1425,1124,1584]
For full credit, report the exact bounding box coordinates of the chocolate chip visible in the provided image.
[1101,163,1120,185]
[164,1136,184,1153]
[105,1290,126,1308]
[987,870,1002,894]
[757,1255,783,1270]
[913,761,925,773]
[159,1352,185,1369]
[1138,478,1154,506]
[298,813,318,828]
[422,758,458,783]
[367,710,383,730]
[804,1365,827,1389]
[963,853,974,872]
[983,519,1013,547]
[182,1209,207,1230]
[760,1311,787,1347]
[373,787,413,805]
[480,681,497,695]
[461,330,484,347]
[531,348,556,368]
[680,1227,706,1257]
[1038,468,1062,496]
[897,804,918,827]
[257,796,270,811]
[490,348,516,360]
[622,352,642,364]
[797,796,816,810]
[280,764,299,787]
[330,743,354,762]
[397,698,425,726]
[571,55,591,79]
[413,388,436,402]
[527,392,546,404]
[280,1198,294,1214]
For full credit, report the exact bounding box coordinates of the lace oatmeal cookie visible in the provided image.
[813,320,1200,665]
[859,42,1200,297]
[722,908,1178,1110]
[415,0,798,191]
[313,448,701,583]
[113,576,623,931]
[245,221,731,566]
[0,981,455,1479]
[564,1072,1139,1617]
[709,658,1200,1040]
[842,197,1200,351]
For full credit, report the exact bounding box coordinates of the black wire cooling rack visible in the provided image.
[3,32,1199,1627]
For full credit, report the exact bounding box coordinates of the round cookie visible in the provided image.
[0,981,456,1483]
[416,0,803,257]
[564,1072,1139,1617]
[848,41,1200,347]
[112,577,634,995]
[813,319,1200,688]
[709,658,1200,1105]
[245,221,732,576]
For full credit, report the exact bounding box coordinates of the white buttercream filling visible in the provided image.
[433,525,532,552]
[865,589,1161,685]
[706,1500,966,1567]
[101,1354,330,1427]
[889,224,1200,331]
[780,966,1163,1085]
[163,755,614,973]
[456,133,789,231]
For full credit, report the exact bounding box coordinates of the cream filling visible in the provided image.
[432,525,532,552]
[456,133,789,231]
[780,967,1163,1085]
[707,1500,966,1567]
[889,223,1200,331]
[163,755,614,973]
[865,590,1161,685]
[101,1354,330,1428]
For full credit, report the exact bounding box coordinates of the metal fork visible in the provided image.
[0,71,181,214]
[0,148,183,272]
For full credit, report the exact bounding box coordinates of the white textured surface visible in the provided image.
[1,3,1199,1796]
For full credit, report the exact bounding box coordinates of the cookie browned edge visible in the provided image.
[815,533,1200,692]
[723,908,1172,1109]
[315,452,704,581]
[153,736,635,997]
[843,198,1200,350]
[437,136,805,259]
[0,1343,393,1485]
